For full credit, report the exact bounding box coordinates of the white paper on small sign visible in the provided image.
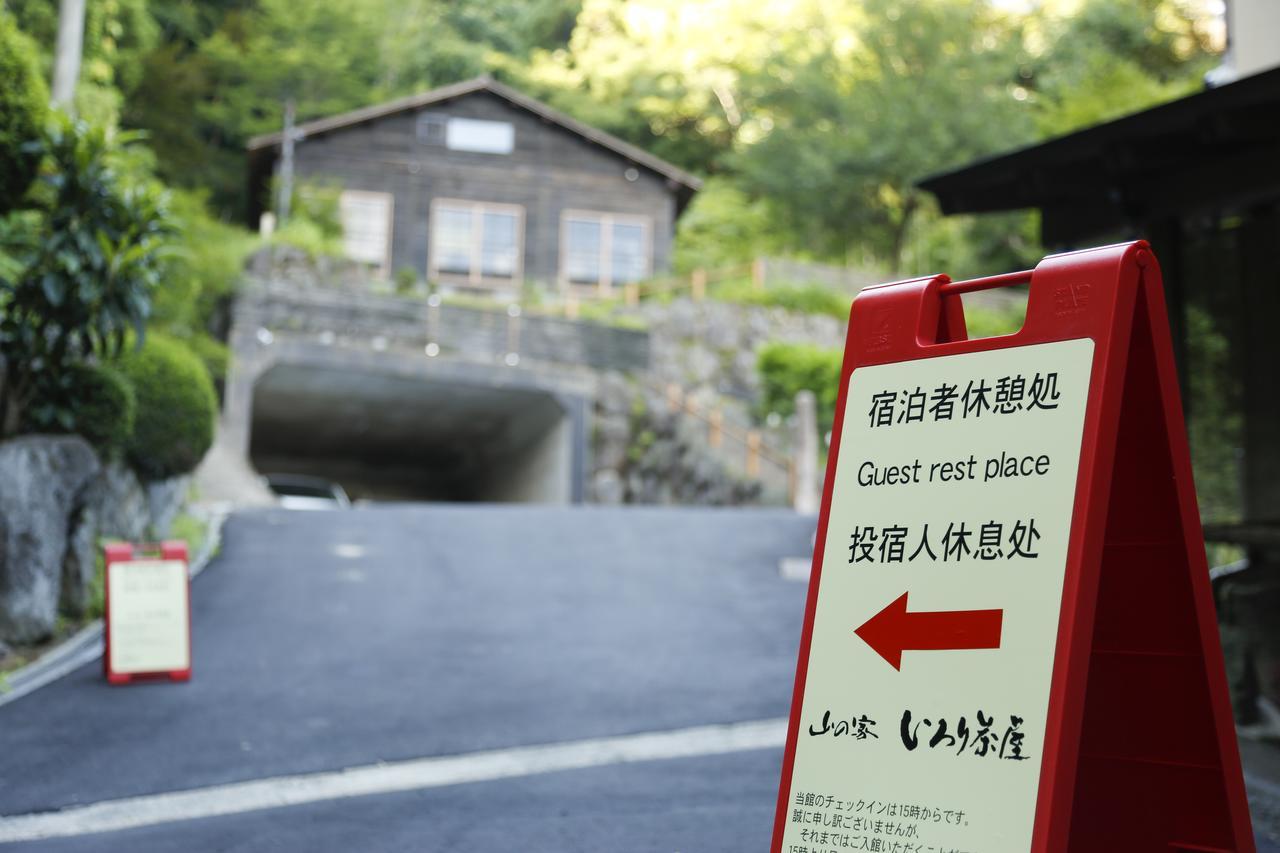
[107,559,190,675]
[782,338,1093,853]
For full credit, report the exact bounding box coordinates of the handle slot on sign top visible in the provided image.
[930,269,1032,346]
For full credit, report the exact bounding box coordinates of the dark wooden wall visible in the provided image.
[285,91,678,287]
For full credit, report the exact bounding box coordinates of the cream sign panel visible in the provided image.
[781,338,1093,853]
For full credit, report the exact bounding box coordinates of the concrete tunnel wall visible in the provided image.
[227,344,592,504]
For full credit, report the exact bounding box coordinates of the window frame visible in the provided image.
[444,117,515,154]
[338,189,394,278]
[427,198,526,288]
[558,210,653,295]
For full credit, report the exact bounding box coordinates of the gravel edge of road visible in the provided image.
[0,504,230,709]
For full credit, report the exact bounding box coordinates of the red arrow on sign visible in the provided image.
[854,592,1003,670]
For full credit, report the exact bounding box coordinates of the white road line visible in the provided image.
[0,717,788,843]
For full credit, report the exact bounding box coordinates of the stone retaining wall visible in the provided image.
[0,436,189,645]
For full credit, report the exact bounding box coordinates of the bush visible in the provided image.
[67,364,136,453]
[117,333,216,480]
[0,12,48,214]
[185,333,230,386]
[712,279,852,319]
[0,117,174,436]
[152,189,256,337]
[756,342,843,435]
[20,362,136,454]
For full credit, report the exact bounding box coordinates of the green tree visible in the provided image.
[521,0,842,174]
[1029,0,1217,136]
[732,0,1033,271]
[6,0,159,125]
[673,176,782,271]
[0,118,174,435]
[0,12,48,214]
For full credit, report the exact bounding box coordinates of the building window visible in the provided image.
[560,211,651,292]
[429,199,524,286]
[339,190,393,276]
[416,112,448,144]
[445,118,514,154]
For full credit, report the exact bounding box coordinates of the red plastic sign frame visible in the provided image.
[103,540,192,685]
[772,242,1253,851]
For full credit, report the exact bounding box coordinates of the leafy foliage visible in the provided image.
[117,333,217,480]
[0,12,48,215]
[756,342,843,436]
[152,188,257,338]
[673,177,781,272]
[6,0,159,126]
[712,279,853,320]
[0,117,174,435]
[733,0,1034,270]
[22,362,137,454]
[1185,304,1242,522]
[1028,0,1216,136]
[184,332,231,391]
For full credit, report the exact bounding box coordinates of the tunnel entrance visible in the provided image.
[248,364,578,503]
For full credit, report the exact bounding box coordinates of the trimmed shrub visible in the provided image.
[0,12,48,213]
[756,342,843,435]
[185,333,230,385]
[117,333,216,481]
[19,362,136,454]
[68,363,136,453]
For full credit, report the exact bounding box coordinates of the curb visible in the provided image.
[0,505,230,709]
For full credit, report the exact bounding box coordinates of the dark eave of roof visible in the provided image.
[917,65,1280,242]
[246,75,703,196]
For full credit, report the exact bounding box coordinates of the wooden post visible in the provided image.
[666,383,683,413]
[505,303,521,363]
[746,429,761,477]
[752,257,766,292]
[793,389,820,513]
[691,268,707,301]
[624,282,640,306]
[708,409,723,449]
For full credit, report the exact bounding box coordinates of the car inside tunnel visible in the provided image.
[248,363,577,503]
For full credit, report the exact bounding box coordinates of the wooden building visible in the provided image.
[247,76,701,296]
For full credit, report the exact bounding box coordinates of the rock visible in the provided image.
[596,371,632,416]
[594,413,631,471]
[56,461,190,619]
[592,469,624,505]
[0,436,100,643]
[146,474,190,539]
[85,459,149,541]
[60,501,99,618]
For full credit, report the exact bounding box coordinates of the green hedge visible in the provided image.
[0,12,48,213]
[117,333,216,481]
[185,333,230,387]
[20,362,136,454]
[756,342,842,435]
[69,363,136,453]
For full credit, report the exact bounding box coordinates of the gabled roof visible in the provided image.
[247,76,703,199]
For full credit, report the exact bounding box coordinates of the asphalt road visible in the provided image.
[2,504,1277,852]
[0,505,815,851]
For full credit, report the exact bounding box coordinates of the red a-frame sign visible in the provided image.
[772,242,1253,852]
[103,540,192,685]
